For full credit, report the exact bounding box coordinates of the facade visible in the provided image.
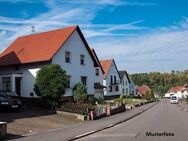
[90,49,105,98]
[164,86,183,99]
[182,83,188,98]
[129,79,136,96]
[100,59,121,97]
[165,86,184,99]
[119,70,130,95]
[0,26,98,97]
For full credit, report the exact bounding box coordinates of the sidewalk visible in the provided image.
[10,102,157,141]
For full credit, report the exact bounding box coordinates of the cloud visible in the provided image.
[90,20,188,73]
[0,0,186,73]
[58,0,158,7]
[0,0,148,51]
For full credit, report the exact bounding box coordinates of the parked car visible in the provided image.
[170,96,178,104]
[0,91,22,110]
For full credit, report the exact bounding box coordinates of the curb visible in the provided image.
[66,102,158,141]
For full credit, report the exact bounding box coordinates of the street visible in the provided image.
[77,99,188,141]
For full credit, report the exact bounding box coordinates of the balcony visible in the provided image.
[110,80,120,85]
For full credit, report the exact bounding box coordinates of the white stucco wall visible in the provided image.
[103,61,121,96]
[120,75,130,95]
[94,67,103,84]
[0,63,47,97]
[52,30,95,96]
[129,79,136,96]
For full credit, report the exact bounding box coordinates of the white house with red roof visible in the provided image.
[0,26,99,98]
[164,86,184,99]
[100,59,121,98]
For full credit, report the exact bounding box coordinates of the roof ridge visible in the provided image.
[18,25,78,39]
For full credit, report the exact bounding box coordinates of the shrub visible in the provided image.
[73,82,87,103]
[34,64,69,108]
[85,96,96,105]
[96,97,105,104]
[115,95,124,103]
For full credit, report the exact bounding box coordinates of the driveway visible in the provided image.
[0,107,81,140]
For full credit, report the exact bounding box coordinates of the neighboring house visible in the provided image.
[136,85,151,96]
[165,86,183,99]
[0,26,99,98]
[182,83,188,98]
[100,59,121,97]
[129,79,136,96]
[119,70,130,95]
[90,48,106,98]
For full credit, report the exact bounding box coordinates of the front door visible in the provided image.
[15,77,21,96]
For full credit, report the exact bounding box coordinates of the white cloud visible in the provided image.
[89,21,188,73]
[0,0,187,73]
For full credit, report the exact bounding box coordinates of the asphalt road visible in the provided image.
[77,99,188,141]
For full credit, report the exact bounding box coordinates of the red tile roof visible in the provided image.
[136,85,151,95]
[168,86,183,93]
[0,26,98,67]
[100,59,113,78]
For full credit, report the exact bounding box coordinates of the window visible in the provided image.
[123,81,124,85]
[123,88,125,94]
[109,86,112,92]
[115,85,119,91]
[67,76,71,88]
[65,51,71,63]
[2,77,11,92]
[114,76,116,84]
[81,76,87,85]
[110,75,113,84]
[126,81,127,85]
[126,88,128,94]
[80,54,85,65]
[95,68,99,76]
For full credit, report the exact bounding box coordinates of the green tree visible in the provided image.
[73,82,87,103]
[131,70,188,96]
[34,64,69,107]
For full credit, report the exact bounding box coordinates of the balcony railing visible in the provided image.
[110,80,120,85]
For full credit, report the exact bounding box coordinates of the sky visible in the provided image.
[0,0,188,73]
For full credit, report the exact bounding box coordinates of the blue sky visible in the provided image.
[0,0,188,73]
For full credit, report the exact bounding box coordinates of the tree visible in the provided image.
[34,64,69,102]
[73,82,87,103]
[131,70,188,96]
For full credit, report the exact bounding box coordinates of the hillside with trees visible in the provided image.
[130,70,188,96]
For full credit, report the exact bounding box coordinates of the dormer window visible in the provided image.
[65,51,71,63]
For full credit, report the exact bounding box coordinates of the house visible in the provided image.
[165,86,183,99]
[136,85,151,96]
[118,70,130,95]
[182,83,188,98]
[129,79,136,96]
[100,59,121,98]
[90,48,106,98]
[0,26,99,98]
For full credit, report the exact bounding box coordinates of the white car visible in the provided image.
[170,96,178,104]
